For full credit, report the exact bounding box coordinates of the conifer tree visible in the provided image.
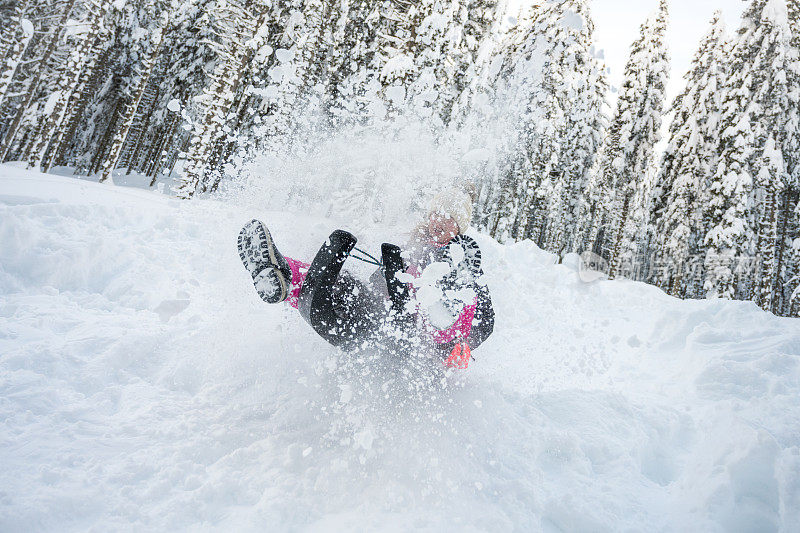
[325,0,384,127]
[545,0,608,255]
[400,0,498,124]
[176,0,271,198]
[138,0,217,181]
[28,0,111,171]
[0,3,34,112]
[481,3,556,242]
[0,0,78,161]
[704,0,799,302]
[234,0,330,159]
[473,1,605,250]
[592,0,669,279]
[100,16,168,183]
[650,13,728,297]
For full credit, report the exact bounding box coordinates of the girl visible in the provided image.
[237,186,494,368]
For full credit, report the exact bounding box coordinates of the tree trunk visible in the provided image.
[43,36,107,172]
[0,0,78,161]
[177,7,270,198]
[100,28,164,183]
[608,193,632,280]
[144,125,167,178]
[89,97,123,176]
[0,13,34,111]
[51,44,110,169]
[125,83,160,175]
[755,184,778,311]
[31,3,109,171]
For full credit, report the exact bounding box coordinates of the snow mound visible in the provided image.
[1,166,799,531]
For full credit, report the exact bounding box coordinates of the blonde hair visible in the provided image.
[426,185,474,234]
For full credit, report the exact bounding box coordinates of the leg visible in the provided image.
[284,257,309,309]
[379,243,417,357]
[298,230,381,349]
[381,243,410,312]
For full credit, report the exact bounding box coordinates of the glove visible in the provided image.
[445,341,471,369]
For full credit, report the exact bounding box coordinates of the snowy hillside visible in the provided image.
[1,165,799,532]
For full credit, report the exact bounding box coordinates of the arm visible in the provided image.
[465,282,494,350]
[432,235,494,352]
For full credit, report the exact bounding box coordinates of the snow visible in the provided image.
[20,19,34,38]
[380,54,415,83]
[43,91,62,116]
[274,48,294,63]
[763,0,790,28]
[384,84,406,104]
[166,99,181,113]
[63,18,90,39]
[2,165,800,530]
[559,10,585,32]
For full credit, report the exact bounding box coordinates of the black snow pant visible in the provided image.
[297,230,416,353]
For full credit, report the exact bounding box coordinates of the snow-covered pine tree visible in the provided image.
[0,0,22,67]
[98,0,175,179]
[650,12,728,298]
[593,0,669,280]
[478,3,554,242]
[704,0,799,304]
[233,0,330,160]
[136,0,217,182]
[755,137,784,310]
[377,0,425,119]
[778,0,800,316]
[0,0,17,35]
[543,0,608,256]
[473,10,516,234]
[395,0,497,125]
[27,0,113,172]
[756,0,800,313]
[450,0,498,121]
[704,0,760,300]
[66,0,227,183]
[46,21,117,172]
[438,0,497,123]
[448,0,507,130]
[325,0,384,127]
[474,1,605,250]
[99,14,168,183]
[176,0,271,198]
[0,3,34,113]
[0,0,78,162]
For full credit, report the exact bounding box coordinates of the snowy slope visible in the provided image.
[1,165,799,532]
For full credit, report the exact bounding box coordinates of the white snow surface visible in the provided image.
[167,98,182,113]
[20,19,34,38]
[1,165,800,531]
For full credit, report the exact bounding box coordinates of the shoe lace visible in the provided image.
[351,247,383,268]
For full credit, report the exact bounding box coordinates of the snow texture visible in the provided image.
[166,99,181,113]
[560,10,585,31]
[763,0,789,28]
[20,19,34,38]
[1,165,800,531]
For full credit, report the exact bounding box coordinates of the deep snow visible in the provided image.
[1,165,799,532]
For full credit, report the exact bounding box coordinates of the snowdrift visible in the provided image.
[1,165,799,532]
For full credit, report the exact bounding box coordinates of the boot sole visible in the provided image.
[238,220,288,303]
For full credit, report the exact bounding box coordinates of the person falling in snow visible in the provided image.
[237,185,494,369]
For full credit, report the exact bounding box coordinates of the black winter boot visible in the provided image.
[237,220,292,304]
